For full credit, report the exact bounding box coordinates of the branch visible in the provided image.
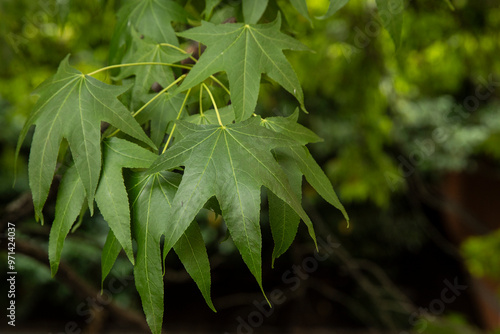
[15,238,150,332]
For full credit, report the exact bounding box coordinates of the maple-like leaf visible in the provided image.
[16,56,155,223]
[375,0,404,48]
[95,137,158,264]
[177,15,308,122]
[115,30,188,110]
[148,117,317,291]
[136,93,185,150]
[242,0,269,24]
[109,0,187,64]
[261,112,349,264]
[127,170,214,334]
[48,164,86,276]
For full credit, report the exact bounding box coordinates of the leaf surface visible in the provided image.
[101,230,122,287]
[375,0,404,48]
[16,56,154,222]
[48,165,86,276]
[128,170,215,333]
[148,117,317,290]
[290,0,312,23]
[177,15,308,121]
[115,30,188,110]
[109,0,187,64]
[173,221,216,311]
[316,0,350,19]
[242,0,269,24]
[95,138,157,264]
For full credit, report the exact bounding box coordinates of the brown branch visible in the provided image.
[15,238,150,333]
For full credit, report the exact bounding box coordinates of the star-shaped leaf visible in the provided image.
[375,0,404,48]
[48,164,86,276]
[109,0,187,64]
[148,117,317,291]
[136,93,186,150]
[127,170,214,334]
[115,30,188,110]
[261,114,349,264]
[177,15,308,122]
[16,55,155,223]
[95,137,158,264]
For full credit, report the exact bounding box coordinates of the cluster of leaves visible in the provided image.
[16,0,403,332]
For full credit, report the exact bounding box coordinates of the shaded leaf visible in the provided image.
[137,93,186,150]
[173,221,216,311]
[268,150,302,266]
[115,30,188,110]
[16,56,155,223]
[101,230,122,287]
[95,138,157,264]
[290,0,312,23]
[242,0,269,24]
[148,117,317,291]
[205,0,222,19]
[375,0,404,48]
[316,0,350,19]
[109,0,187,64]
[128,171,181,334]
[177,15,308,121]
[48,165,86,276]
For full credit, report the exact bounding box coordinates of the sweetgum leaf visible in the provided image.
[48,164,86,276]
[375,0,404,48]
[262,114,349,223]
[16,55,154,223]
[177,15,308,121]
[242,0,269,24]
[148,117,317,291]
[128,171,179,334]
[115,30,188,110]
[316,0,350,19]
[95,138,158,264]
[268,150,302,267]
[136,93,186,150]
[109,0,187,64]
[173,221,216,311]
[101,230,122,287]
[290,0,312,23]
[128,170,215,333]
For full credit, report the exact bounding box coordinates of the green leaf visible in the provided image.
[48,165,86,276]
[262,115,349,222]
[268,149,302,266]
[290,0,312,23]
[101,230,122,288]
[95,138,157,264]
[137,93,186,150]
[115,30,188,110]
[186,105,235,126]
[205,0,222,19]
[148,117,317,291]
[242,0,269,24]
[173,221,216,311]
[16,55,155,223]
[109,0,187,64]
[177,15,308,121]
[375,0,404,48]
[128,171,182,334]
[262,109,322,145]
[316,0,350,19]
